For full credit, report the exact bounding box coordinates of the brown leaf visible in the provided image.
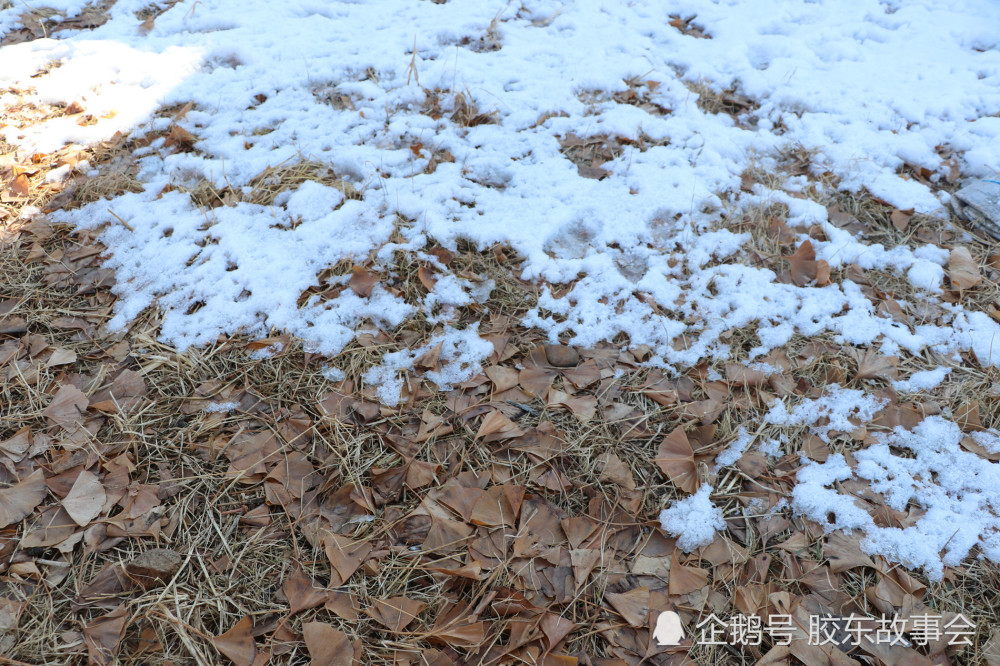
[83,605,128,666]
[546,388,597,423]
[417,265,437,290]
[348,265,376,297]
[406,460,439,489]
[725,363,768,387]
[596,452,636,490]
[668,551,709,596]
[303,622,357,666]
[426,603,487,648]
[605,587,649,628]
[890,208,913,231]
[540,612,575,650]
[90,369,148,412]
[8,172,30,198]
[561,359,601,390]
[324,591,360,620]
[424,560,483,581]
[578,164,610,180]
[518,367,556,398]
[43,384,89,429]
[641,371,679,406]
[76,563,134,608]
[850,348,899,381]
[824,532,874,573]
[324,534,372,587]
[62,469,106,526]
[0,597,25,632]
[164,125,196,151]
[470,485,524,527]
[414,343,442,371]
[654,428,698,494]
[788,240,817,286]
[283,566,329,614]
[570,548,601,589]
[0,469,47,528]
[475,409,525,442]
[45,348,77,367]
[422,513,474,554]
[485,365,519,392]
[949,247,981,290]
[211,616,256,666]
[367,596,426,633]
[0,426,32,459]
[437,485,485,522]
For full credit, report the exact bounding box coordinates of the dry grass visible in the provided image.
[5,78,1000,666]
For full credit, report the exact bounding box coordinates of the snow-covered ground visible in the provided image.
[3,0,1000,579]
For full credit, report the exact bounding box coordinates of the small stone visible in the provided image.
[543,344,580,368]
[125,548,182,589]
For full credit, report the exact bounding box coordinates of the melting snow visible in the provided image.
[4,0,1000,575]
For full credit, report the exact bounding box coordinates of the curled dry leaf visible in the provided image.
[890,208,913,231]
[949,246,981,290]
[605,587,650,628]
[546,388,597,423]
[42,384,89,429]
[417,265,437,290]
[0,469,47,528]
[485,365,519,392]
[283,566,330,614]
[815,258,831,286]
[303,622,357,666]
[475,409,525,442]
[596,451,636,490]
[425,602,487,648]
[211,616,256,666]
[540,612,575,650]
[470,484,524,527]
[570,548,601,589]
[324,534,371,587]
[0,426,31,459]
[83,604,128,666]
[62,469,106,526]
[824,532,875,573]
[367,596,426,633]
[787,239,817,286]
[654,427,698,494]
[348,265,376,297]
[668,551,709,596]
[9,173,30,198]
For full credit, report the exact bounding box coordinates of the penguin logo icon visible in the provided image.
[653,610,684,646]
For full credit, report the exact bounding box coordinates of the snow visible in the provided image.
[203,401,239,414]
[659,484,726,552]
[764,386,885,442]
[362,325,494,406]
[3,0,1000,575]
[793,417,1000,581]
[892,367,951,393]
[714,427,754,469]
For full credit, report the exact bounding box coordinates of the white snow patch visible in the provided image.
[765,386,886,442]
[792,417,1000,581]
[659,484,727,552]
[715,427,754,469]
[203,401,240,414]
[892,367,951,392]
[363,325,494,406]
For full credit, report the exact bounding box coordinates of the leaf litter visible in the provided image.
[2,1,1000,665]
